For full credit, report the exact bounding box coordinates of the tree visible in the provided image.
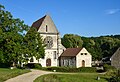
[0,4,29,67]
[23,27,45,63]
[62,34,83,48]
[0,4,45,67]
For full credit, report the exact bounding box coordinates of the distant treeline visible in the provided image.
[61,34,120,60]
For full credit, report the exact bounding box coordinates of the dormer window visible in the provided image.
[85,53,87,55]
[46,25,48,32]
[81,53,83,55]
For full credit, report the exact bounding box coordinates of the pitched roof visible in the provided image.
[111,47,120,59]
[31,15,46,30]
[60,48,82,57]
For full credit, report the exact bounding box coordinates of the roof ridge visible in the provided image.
[61,47,83,57]
[31,15,47,30]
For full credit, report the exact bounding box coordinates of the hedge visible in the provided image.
[39,67,97,73]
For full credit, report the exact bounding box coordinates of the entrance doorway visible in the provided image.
[82,60,85,67]
[46,59,51,66]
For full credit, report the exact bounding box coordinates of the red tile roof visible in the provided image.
[60,48,82,57]
[31,15,46,31]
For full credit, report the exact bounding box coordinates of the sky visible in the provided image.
[0,0,120,37]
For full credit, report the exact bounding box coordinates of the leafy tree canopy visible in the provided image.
[0,4,45,67]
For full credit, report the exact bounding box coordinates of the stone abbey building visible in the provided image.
[28,15,92,68]
[29,15,65,67]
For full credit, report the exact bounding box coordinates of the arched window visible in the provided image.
[82,60,85,67]
[46,25,48,32]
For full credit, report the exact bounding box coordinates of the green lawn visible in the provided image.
[0,68,30,82]
[34,73,109,82]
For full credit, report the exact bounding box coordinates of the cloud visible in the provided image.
[106,9,120,15]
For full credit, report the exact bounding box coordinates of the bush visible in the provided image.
[77,67,97,73]
[108,70,120,82]
[0,63,10,68]
[42,67,97,73]
[25,63,42,69]
[46,67,69,72]
[109,76,120,82]
[103,64,116,72]
[34,63,42,69]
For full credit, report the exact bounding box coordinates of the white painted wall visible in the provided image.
[76,48,92,68]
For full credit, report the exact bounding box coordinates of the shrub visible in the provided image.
[109,70,120,82]
[42,67,96,73]
[109,76,120,82]
[46,67,69,72]
[77,67,96,73]
[69,68,78,72]
[34,63,42,69]
[103,64,116,72]
[0,63,10,68]
[25,63,42,69]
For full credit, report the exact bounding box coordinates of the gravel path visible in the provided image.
[5,69,53,82]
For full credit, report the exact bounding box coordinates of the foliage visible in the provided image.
[109,70,120,82]
[77,67,97,73]
[0,68,30,82]
[25,63,42,69]
[34,63,42,69]
[38,67,97,73]
[34,73,108,82]
[0,4,29,67]
[103,64,116,72]
[46,67,69,72]
[23,27,45,64]
[0,4,45,67]
[62,34,83,48]
[62,34,120,60]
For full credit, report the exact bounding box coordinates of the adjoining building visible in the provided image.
[111,47,120,69]
[59,48,92,68]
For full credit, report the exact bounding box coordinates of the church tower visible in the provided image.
[30,15,65,67]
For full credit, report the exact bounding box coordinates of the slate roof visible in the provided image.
[31,15,46,31]
[60,48,82,57]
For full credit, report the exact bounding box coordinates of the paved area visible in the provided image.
[5,69,53,82]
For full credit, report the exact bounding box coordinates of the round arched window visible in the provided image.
[44,36,53,49]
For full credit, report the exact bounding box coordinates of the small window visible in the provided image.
[81,53,83,55]
[53,51,57,59]
[85,53,87,55]
[46,25,48,32]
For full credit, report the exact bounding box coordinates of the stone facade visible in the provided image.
[28,15,65,67]
[111,47,120,69]
[28,15,92,68]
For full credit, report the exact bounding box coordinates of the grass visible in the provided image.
[0,68,31,82]
[34,73,109,82]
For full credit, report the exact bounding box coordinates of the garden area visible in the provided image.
[0,68,30,82]
[33,64,120,82]
[34,73,109,82]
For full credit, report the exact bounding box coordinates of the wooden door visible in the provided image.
[46,59,51,66]
[82,60,85,67]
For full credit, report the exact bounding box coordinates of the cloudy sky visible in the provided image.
[0,0,120,37]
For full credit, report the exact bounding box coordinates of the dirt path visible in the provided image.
[5,69,53,82]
